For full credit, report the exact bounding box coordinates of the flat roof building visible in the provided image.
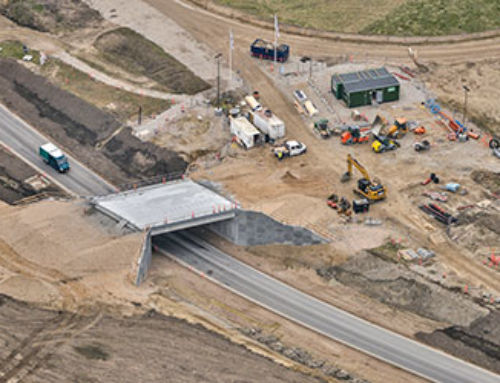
[331,67,400,108]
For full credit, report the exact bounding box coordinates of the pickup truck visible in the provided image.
[273,140,307,160]
[39,142,70,173]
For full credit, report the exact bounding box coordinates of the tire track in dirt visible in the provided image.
[0,312,102,383]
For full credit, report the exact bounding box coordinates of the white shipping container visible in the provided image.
[230,117,264,149]
[249,109,285,140]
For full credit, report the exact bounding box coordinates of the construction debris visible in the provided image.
[422,173,440,185]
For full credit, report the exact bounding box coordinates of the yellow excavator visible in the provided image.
[341,154,387,201]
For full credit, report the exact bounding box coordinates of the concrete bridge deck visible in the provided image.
[91,179,237,234]
[90,179,237,285]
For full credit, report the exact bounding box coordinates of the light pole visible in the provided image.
[462,85,470,126]
[215,53,222,112]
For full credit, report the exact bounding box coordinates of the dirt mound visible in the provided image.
[417,311,500,374]
[104,127,188,179]
[471,170,500,195]
[0,58,187,184]
[0,0,103,33]
[0,294,319,382]
[317,253,487,326]
[94,27,210,95]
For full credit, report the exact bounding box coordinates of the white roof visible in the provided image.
[41,142,64,158]
[254,109,283,125]
[232,117,261,136]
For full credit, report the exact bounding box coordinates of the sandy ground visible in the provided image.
[0,295,321,383]
[0,200,146,311]
[0,0,498,381]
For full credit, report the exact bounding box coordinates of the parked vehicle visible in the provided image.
[250,39,290,62]
[273,140,307,160]
[414,140,430,152]
[244,95,262,111]
[248,109,285,142]
[293,90,308,104]
[230,117,264,149]
[304,100,319,117]
[372,133,399,153]
[39,142,70,173]
[313,119,331,139]
[341,126,369,145]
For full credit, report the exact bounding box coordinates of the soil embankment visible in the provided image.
[417,311,500,374]
[0,58,187,185]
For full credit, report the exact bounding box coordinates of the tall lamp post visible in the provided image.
[462,85,470,126]
[215,53,222,112]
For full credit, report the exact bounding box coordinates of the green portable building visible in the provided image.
[331,67,400,108]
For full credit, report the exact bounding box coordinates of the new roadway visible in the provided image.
[0,103,498,383]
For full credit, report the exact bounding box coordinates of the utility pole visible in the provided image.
[462,85,470,126]
[138,105,142,125]
[229,30,234,88]
[215,53,222,112]
[274,14,279,69]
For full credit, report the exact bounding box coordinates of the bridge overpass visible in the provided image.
[90,179,237,284]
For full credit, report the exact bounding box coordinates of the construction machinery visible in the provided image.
[341,126,369,145]
[313,119,331,139]
[414,140,430,152]
[490,136,500,158]
[341,154,387,202]
[387,118,408,139]
[327,194,351,216]
[372,133,399,153]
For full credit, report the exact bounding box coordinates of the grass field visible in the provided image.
[0,40,40,63]
[363,0,500,36]
[214,0,404,33]
[41,59,170,122]
[94,27,210,95]
[214,0,500,36]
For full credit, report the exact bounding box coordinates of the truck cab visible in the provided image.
[273,140,307,159]
[39,143,70,173]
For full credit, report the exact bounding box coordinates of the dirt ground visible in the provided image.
[0,294,320,383]
[0,145,64,204]
[0,0,499,381]
[423,60,500,136]
[0,199,405,383]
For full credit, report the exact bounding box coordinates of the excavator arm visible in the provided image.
[342,154,370,182]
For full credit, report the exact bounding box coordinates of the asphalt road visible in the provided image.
[155,231,500,383]
[1,103,498,383]
[0,104,115,197]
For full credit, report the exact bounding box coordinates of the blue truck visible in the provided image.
[39,142,70,173]
[250,39,289,62]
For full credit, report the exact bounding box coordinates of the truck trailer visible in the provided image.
[250,39,289,62]
[248,109,285,142]
[39,143,70,173]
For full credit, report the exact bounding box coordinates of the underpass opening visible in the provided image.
[90,179,238,284]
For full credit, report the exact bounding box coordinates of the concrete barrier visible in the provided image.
[135,229,153,286]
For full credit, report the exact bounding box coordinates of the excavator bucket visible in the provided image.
[341,172,351,183]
